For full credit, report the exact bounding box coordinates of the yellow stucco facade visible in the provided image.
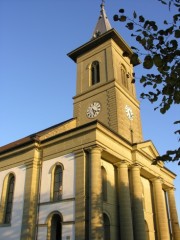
[0,4,179,240]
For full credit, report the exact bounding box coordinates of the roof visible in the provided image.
[92,1,112,39]
[0,118,76,154]
[68,28,140,66]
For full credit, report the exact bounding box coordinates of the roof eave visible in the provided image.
[68,28,140,66]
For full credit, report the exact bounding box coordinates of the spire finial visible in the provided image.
[101,0,105,8]
[92,0,111,39]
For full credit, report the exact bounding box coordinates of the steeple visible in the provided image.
[68,0,143,143]
[92,0,112,38]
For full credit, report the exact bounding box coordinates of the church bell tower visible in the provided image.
[68,2,143,143]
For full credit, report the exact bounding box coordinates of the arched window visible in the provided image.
[91,61,100,85]
[50,214,62,240]
[121,65,128,89]
[103,213,110,240]
[101,166,107,201]
[53,165,63,201]
[4,174,15,224]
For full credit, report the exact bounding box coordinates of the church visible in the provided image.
[0,2,179,240]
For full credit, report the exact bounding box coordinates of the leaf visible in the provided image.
[147,38,154,49]
[139,15,145,22]
[133,11,137,19]
[162,85,174,95]
[174,3,180,7]
[140,76,146,83]
[143,55,154,69]
[173,14,180,23]
[122,51,129,57]
[160,107,166,114]
[130,53,139,65]
[119,15,127,22]
[149,21,158,31]
[158,36,164,44]
[119,9,124,13]
[113,15,119,21]
[136,36,142,42]
[174,130,180,135]
[153,83,157,89]
[131,46,138,50]
[158,30,165,35]
[175,30,180,38]
[140,38,146,46]
[142,30,149,37]
[126,22,134,30]
[174,91,180,103]
[169,0,171,10]
[166,26,174,35]
[163,65,170,72]
[136,29,142,32]
[144,20,150,29]
[155,75,162,84]
[170,39,178,50]
[161,0,167,5]
[153,54,163,67]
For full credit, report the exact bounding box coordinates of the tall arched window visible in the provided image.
[51,214,62,240]
[121,65,128,89]
[103,213,110,240]
[53,165,63,201]
[101,166,107,201]
[4,174,15,224]
[91,61,100,85]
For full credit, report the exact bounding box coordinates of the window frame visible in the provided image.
[50,163,64,202]
[0,173,15,225]
[46,211,63,240]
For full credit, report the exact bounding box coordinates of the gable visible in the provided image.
[133,140,159,159]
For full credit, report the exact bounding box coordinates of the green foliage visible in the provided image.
[114,0,180,165]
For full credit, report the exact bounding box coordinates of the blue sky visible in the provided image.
[0,0,179,220]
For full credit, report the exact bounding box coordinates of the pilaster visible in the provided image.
[131,163,146,240]
[74,149,86,240]
[152,177,170,240]
[89,146,103,240]
[115,160,133,240]
[167,187,180,240]
[20,144,42,240]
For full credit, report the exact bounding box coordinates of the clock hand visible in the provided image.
[92,108,96,114]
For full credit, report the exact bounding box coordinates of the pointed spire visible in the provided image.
[92,0,112,39]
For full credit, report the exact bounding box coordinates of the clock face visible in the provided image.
[125,105,133,120]
[86,102,101,118]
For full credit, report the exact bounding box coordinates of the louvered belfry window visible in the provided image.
[91,61,100,85]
